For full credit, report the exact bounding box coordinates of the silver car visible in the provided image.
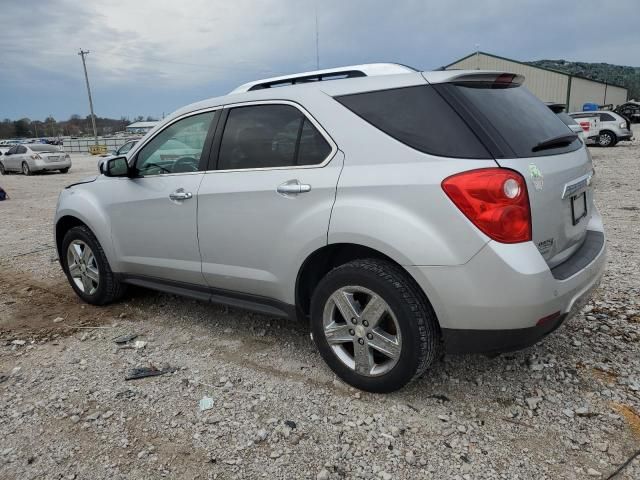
[54,64,606,392]
[1,143,71,175]
[570,110,634,147]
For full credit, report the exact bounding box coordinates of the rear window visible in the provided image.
[335,85,491,159]
[557,112,578,127]
[446,84,580,157]
[30,144,61,152]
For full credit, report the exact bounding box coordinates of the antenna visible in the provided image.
[315,2,320,70]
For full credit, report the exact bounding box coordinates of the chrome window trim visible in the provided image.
[208,99,338,174]
[125,107,222,177]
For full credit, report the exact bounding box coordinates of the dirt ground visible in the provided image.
[1,134,639,479]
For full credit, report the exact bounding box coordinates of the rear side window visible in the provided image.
[218,104,332,170]
[334,85,491,159]
[445,83,581,157]
[599,113,615,122]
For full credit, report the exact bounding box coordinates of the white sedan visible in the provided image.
[0,144,71,175]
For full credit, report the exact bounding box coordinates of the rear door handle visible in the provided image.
[277,180,311,196]
[169,188,193,201]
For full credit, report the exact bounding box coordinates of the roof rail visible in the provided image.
[229,63,417,94]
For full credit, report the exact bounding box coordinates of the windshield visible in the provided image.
[447,84,581,157]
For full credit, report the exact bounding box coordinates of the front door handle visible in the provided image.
[277,180,312,196]
[169,188,193,201]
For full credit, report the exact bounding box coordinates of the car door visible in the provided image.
[197,101,343,304]
[105,109,218,285]
[4,146,17,170]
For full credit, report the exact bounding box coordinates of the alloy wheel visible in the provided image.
[66,240,99,295]
[599,132,613,147]
[322,286,402,377]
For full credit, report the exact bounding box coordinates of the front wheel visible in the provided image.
[59,168,70,173]
[0,162,5,175]
[598,131,616,147]
[61,226,126,305]
[310,258,440,393]
[22,162,32,175]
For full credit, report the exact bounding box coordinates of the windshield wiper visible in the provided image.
[532,133,578,152]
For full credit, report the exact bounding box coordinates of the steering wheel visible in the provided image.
[172,156,199,173]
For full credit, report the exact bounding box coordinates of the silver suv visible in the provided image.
[54,64,606,392]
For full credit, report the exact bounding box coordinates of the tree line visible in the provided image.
[0,115,158,139]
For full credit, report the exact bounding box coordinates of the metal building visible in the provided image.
[445,52,628,112]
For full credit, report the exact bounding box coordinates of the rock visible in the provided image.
[587,468,601,477]
[284,420,297,429]
[70,415,80,424]
[562,409,574,418]
[11,340,26,346]
[405,451,416,465]
[102,411,114,419]
[317,468,330,480]
[526,397,543,410]
[269,450,281,459]
[53,317,64,323]
[255,429,268,443]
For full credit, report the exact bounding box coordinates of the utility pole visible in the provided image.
[78,49,98,146]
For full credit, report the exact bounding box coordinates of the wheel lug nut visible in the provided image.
[349,329,355,336]
[367,333,373,340]
[358,338,365,345]
[362,320,369,327]
[351,318,357,325]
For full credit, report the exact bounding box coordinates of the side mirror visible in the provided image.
[101,156,130,177]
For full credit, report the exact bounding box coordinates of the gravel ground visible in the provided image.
[1,134,639,480]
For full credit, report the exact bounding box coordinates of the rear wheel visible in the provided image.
[22,162,32,175]
[61,226,126,305]
[310,258,439,393]
[598,131,616,147]
[0,162,5,175]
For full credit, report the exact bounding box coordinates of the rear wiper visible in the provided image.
[532,133,578,152]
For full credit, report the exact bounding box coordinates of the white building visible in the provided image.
[445,52,629,112]
[126,121,158,134]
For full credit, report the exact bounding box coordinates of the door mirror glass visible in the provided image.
[102,156,130,177]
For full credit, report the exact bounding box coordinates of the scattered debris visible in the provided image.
[52,317,64,323]
[199,396,214,411]
[427,394,451,403]
[133,340,147,349]
[284,420,297,429]
[0,374,8,384]
[11,340,26,346]
[113,333,138,344]
[124,366,175,381]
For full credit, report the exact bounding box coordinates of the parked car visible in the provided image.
[0,143,71,175]
[54,64,606,392]
[570,110,633,147]
[546,103,601,145]
[615,102,640,123]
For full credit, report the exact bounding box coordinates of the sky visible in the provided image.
[1,0,639,122]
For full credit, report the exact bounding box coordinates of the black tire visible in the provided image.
[0,162,5,175]
[60,168,70,174]
[310,258,440,393]
[22,162,32,175]
[61,225,126,305]
[598,131,616,147]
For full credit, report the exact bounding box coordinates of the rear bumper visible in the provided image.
[406,214,606,354]
[33,159,71,171]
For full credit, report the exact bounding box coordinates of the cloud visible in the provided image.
[0,0,638,120]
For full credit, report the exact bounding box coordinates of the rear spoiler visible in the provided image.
[423,70,525,87]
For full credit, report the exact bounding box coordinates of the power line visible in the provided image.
[78,49,98,145]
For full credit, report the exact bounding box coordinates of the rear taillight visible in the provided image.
[442,168,532,243]
[31,154,41,160]
[579,121,590,133]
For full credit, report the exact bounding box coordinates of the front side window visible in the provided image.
[218,104,331,170]
[135,111,215,176]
